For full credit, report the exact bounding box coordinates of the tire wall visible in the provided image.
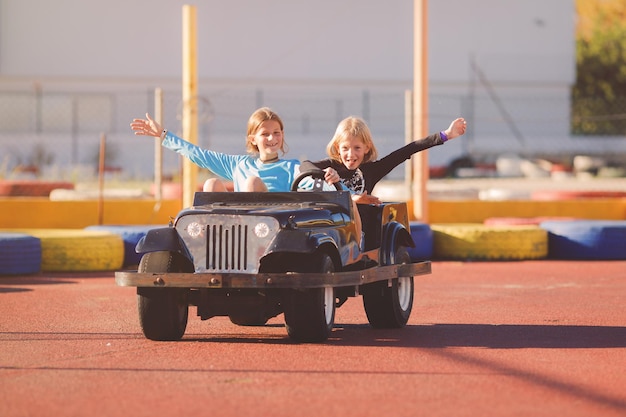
[85,225,163,267]
[0,229,124,272]
[0,233,42,275]
[431,224,548,261]
[1,198,625,272]
[540,220,626,260]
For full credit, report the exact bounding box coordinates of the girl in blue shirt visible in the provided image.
[131,107,339,192]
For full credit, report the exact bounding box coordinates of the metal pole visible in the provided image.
[182,5,198,208]
[412,0,429,221]
[97,133,106,225]
[154,88,163,203]
[404,90,413,201]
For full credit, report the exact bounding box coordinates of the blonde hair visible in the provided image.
[326,116,378,164]
[245,107,288,155]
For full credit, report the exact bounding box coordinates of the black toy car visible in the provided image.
[115,167,431,342]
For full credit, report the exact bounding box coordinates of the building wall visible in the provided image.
[0,0,573,82]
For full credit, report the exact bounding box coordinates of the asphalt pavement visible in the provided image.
[1,260,625,417]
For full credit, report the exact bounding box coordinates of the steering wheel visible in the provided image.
[291,162,343,192]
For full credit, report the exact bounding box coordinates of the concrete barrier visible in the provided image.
[0,198,181,229]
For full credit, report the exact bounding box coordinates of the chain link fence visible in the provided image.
[1,85,625,181]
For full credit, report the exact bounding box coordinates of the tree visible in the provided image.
[572,0,626,135]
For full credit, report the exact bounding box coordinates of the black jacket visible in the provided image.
[311,133,444,194]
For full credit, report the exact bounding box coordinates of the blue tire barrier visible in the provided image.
[85,225,161,267]
[407,222,433,261]
[0,233,42,275]
[539,220,626,260]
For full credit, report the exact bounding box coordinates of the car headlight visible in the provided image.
[254,222,270,238]
[186,221,203,238]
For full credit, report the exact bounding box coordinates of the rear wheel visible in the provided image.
[363,246,413,328]
[284,253,336,342]
[137,251,190,341]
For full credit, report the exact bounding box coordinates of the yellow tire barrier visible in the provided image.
[483,216,577,226]
[431,223,548,260]
[2,229,124,272]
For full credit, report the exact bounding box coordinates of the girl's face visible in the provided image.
[337,135,370,170]
[250,120,283,161]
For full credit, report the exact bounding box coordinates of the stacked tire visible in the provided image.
[431,223,548,261]
[407,222,433,261]
[0,233,42,275]
[0,229,124,272]
[85,225,160,268]
[540,220,626,260]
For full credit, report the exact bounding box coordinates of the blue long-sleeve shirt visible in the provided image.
[162,132,302,192]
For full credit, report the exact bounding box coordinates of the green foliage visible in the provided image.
[572,0,626,135]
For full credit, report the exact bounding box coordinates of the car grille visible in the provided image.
[206,223,248,271]
[176,214,279,274]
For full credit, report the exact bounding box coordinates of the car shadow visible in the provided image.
[329,323,626,349]
[181,322,626,349]
[0,287,33,293]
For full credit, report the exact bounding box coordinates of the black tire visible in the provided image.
[363,245,413,328]
[283,253,336,342]
[137,251,190,341]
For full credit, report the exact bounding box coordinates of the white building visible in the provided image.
[1,0,620,180]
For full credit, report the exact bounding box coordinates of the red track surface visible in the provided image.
[1,261,625,417]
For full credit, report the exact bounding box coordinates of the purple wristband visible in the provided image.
[440,131,448,142]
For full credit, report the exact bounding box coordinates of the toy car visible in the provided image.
[115,165,431,342]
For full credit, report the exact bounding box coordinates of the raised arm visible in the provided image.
[442,118,467,141]
[130,113,164,138]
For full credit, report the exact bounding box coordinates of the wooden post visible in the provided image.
[154,87,163,203]
[182,5,198,208]
[97,133,106,225]
[404,90,413,201]
[412,0,429,222]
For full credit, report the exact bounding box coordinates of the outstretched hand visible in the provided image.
[444,118,467,140]
[324,167,340,185]
[352,191,381,206]
[130,113,163,138]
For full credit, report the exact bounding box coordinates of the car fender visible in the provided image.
[309,232,340,250]
[380,222,415,265]
[261,231,342,272]
[309,232,343,269]
[267,229,340,253]
[135,227,193,261]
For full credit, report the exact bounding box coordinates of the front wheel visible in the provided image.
[283,253,336,342]
[362,246,414,328]
[137,251,190,341]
